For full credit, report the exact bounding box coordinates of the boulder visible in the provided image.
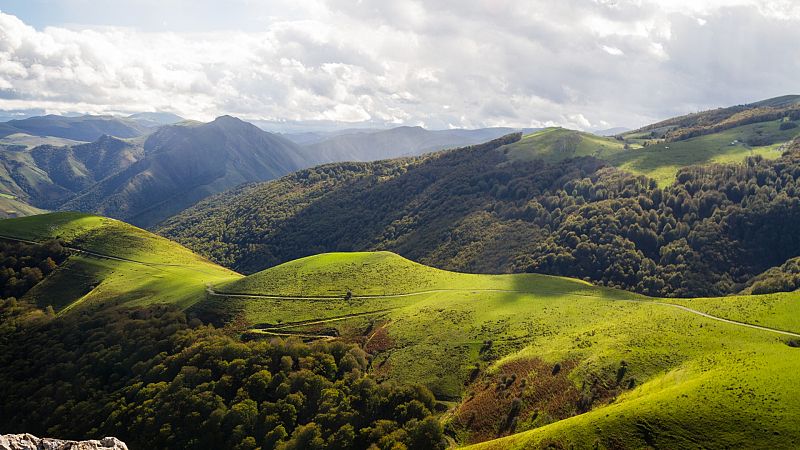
[0,434,127,450]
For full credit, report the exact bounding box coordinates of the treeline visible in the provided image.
[512,152,800,296]
[739,255,800,295]
[0,239,67,299]
[160,135,800,297]
[0,300,445,450]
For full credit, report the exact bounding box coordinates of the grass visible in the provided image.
[4,213,799,447]
[610,119,798,185]
[502,120,800,186]
[218,251,599,297]
[209,250,800,448]
[466,336,799,449]
[500,127,628,163]
[665,291,800,334]
[0,212,241,312]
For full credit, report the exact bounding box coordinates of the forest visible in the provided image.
[160,136,800,297]
[0,241,445,450]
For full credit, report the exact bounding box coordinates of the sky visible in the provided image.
[0,0,799,131]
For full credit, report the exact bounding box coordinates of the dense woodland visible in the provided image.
[160,136,800,297]
[0,239,67,301]
[0,242,445,450]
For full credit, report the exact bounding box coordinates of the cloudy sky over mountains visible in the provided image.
[0,0,798,130]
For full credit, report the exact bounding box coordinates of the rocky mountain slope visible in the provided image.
[0,434,127,450]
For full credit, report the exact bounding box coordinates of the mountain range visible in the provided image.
[3,95,800,449]
[0,113,537,225]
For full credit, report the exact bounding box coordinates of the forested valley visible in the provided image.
[161,136,800,297]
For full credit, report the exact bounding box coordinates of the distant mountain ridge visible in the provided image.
[0,135,144,210]
[296,125,539,164]
[0,113,544,223]
[2,96,799,226]
[59,116,308,227]
[0,114,149,141]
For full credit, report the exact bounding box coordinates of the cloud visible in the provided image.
[602,45,625,56]
[0,1,799,130]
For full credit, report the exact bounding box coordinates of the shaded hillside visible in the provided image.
[0,114,148,141]
[59,116,308,227]
[0,196,45,219]
[156,133,609,275]
[0,136,144,209]
[161,132,800,298]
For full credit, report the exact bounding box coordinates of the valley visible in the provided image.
[2,99,800,450]
[3,3,800,449]
[0,212,798,448]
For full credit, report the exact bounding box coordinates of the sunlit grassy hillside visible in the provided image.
[503,119,800,185]
[0,212,240,311]
[4,211,799,448]
[208,250,800,448]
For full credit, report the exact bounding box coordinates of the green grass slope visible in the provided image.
[501,127,628,163]
[208,250,800,448]
[0,212,240,312]
[611,118,798,185]
[218,251,595,297]
[503,119,799,185]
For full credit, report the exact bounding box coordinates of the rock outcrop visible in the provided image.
[0,434,127,450]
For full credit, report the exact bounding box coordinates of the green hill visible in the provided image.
[3,212,800,448]
[0,212,240,311]
[500,119,799,186]
[611,118,797,185]
[205,250,800,448]
[218,251,594,297]
[0,114,149,141]
[500,127,628,163]
[160,130,800,299]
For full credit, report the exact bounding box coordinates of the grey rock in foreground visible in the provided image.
[0,434,127,450]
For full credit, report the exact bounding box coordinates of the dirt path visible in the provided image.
[5,234,797,340]
[253,308,397,330]
[207,286,529,300]
[650,301,800,338]
[210,286,800,340]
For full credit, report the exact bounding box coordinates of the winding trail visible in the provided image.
[3,233,798,340]
[207,287,800,339]
[649,301,800,338]
[0,234,231,277]
[252,308,398,330]
[206,286,529,300]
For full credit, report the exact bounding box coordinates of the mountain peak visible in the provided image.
[211,115,247,125]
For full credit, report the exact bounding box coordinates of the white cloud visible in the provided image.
[0,1,799,130]
[602,45,625,56]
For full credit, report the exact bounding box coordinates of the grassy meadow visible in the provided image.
[502,119,800,185]
[207,250,800,448]
[2,212,798,448]
[0,212,240,312]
